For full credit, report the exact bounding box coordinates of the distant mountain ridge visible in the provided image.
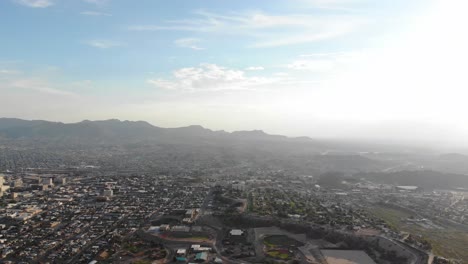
[2,118,468,179]
[0,118,309,144]
[356,170,468,189]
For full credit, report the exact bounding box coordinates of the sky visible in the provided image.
[1,0,467,148]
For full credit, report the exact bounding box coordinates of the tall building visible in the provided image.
[53,177,66,185]
[232,182,246,191]
[41,177,53,186]
[11,178,23,188]
[103,188,113,197]
[0,174,4,197]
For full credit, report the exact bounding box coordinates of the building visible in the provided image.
[41,177,53,186]
[103,189,113,197]
[195,252,208,262]
[11,178,23,188]
[176,248,187,262]
[185,209,197,220]
[147,226,160,233]
[172,225,190,232]
[229,229,244,236]
[182,217,193,224]
[191,244,211,252]
[53,177,66,185]
[176,249,187,255]
[396,186,420,192]
[0,175,4,197]
[232,182,246,191]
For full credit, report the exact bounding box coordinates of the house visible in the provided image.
[195,252,208,262]
[191,244,211,252]
[172,225,190,232]
[176,248,187,262]
[229,229,243,236]
[176,248,187,255]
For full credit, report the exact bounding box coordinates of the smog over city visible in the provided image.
[0,1,467,264]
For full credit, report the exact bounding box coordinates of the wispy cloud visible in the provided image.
[83,0,109,5]
[273,72,289,77]
[10,79,77,96]
[287,51,361,71]
[299,52,345,57]
[174,38,204,50]
[250,30,353,48]
[0,65,83,97]
[85,40,123,49]
[128,10,367,47]
[297,0,367,11]
[14,0,54,8]
[80,11,112,16]
[245,66,264,71]
[0,69,21,75]
[147,64,278,91]
[287,59,335,71]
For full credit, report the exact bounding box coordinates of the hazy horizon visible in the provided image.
[2,116,468,154]
[1,0,467,148]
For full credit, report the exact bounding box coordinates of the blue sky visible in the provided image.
[1,0,467,147]
[1,0,411,80]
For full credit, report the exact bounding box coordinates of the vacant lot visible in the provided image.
[264,235,304,248]
[262,235,304,261]
[369,205,468,263]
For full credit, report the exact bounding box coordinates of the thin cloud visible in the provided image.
[287,59,335,71]
[245,66,265,71]
[128,10,368,47]
[297,0,367,11]
[287,51,362,71]
[0,69,21,75]
[174,38,204,50]
[249,22,361,48]
[300,52,346,57]
[147,64,278,91]
[80,11,112,16]
[10,79,77,96]
[85,40,123,49]
[83,0,109,5]
[14,0,54,8]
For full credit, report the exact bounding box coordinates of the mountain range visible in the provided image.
[0,118,305,145]
[1,118,468,180]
